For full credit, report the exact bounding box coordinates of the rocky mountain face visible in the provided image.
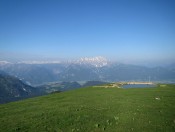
[0,57,175,86]
[0,73,43,103]
[75,56,108,67]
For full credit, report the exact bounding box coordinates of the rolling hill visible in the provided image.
[0,84,175,131]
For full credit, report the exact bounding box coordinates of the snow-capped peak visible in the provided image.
[77,56,108,67]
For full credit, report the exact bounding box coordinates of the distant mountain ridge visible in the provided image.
[0,56,108,66]
[0,57,175,85]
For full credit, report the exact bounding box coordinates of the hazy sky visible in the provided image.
[0,0,175,64]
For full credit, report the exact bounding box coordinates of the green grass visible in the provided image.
[0,84,175,132]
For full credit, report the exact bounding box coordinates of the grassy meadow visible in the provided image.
[0,84,175,132]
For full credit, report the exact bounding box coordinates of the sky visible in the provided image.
[0,0,175,65]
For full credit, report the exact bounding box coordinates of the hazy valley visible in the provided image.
[0,57,174,104]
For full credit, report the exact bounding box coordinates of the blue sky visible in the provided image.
[0,0,175,65]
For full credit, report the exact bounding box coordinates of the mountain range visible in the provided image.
[0,56,175,86]
[0,72,43,103]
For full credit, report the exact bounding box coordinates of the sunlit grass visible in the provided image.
[0,84,175,131]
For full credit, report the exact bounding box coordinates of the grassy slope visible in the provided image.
[0,84,175,132]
